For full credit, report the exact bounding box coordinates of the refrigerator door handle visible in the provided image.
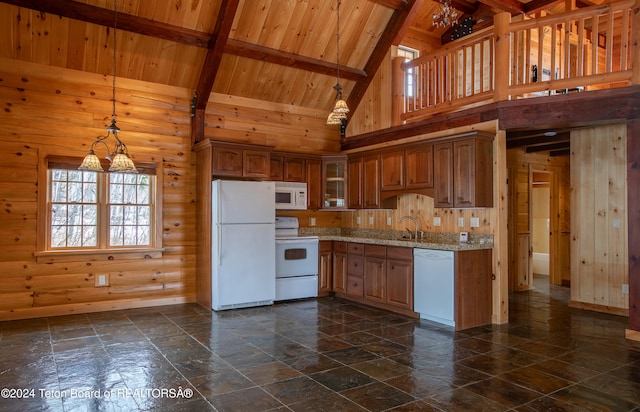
[218,225,222,264]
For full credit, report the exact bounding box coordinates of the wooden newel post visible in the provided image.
[392,56,406,126]
[632,0,640,84]
[494,12,511,101]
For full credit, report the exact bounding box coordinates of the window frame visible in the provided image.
[36,154,163,263]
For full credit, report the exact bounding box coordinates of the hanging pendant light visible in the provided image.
[79,0,137,173]
[327,0,349,125]
[432,0,459,28]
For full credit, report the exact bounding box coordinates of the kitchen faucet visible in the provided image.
[399,215,418,240]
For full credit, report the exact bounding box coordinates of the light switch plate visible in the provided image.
[433,216,441,227]
[310,217,316,226]
[356,216,361,225]
[458,217,464,227]
[387,217,392,226]
[470,217,480,228]
[368,216,374,225]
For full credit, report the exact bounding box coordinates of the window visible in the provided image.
[397,46,419,99]
[38,156,162,260]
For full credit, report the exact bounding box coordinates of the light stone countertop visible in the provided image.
[300,228,493,251]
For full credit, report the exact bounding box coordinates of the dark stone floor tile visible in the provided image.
[581,369,640,406]
[172,355,232,379]
[289,393,367,411]
[527,358,601,382]
[465,376,541,408]
[323,346,380,365]
[50,326,97,342]
[551,384,639,411]
[217,347,276,369]
[429,387,506,411]
[502,366,573,394]
[283,353,343,374]
[310,366,375,392]
[555,350,624,373]
[317,323,358,336]
[342,381,415,411]
[362,340,408,357]
[263,375,333,405]
[457,353,522,375]
[386,400,445,411]
[337,331,384,345]
[0,396,65,412]
[351,358,413,380]
[209,386,282,412]
[314,336,353,352]
[191,369,254,397]
[516,395,595,411]
[239,361,302,385]
[384,370,453,399]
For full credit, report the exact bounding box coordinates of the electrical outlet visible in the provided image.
[622,284,629,294]
[356,216,361,225]
[613,218,621,228]
[95,273,109,287]
[310,217,316,226]
[433,216,441,227]
[459,231,469,243]
[470,217,480,228]
[368,216,374,225]
[458,217,464,227]
[387,216,392,226]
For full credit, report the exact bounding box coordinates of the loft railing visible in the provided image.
[394,0,639,124]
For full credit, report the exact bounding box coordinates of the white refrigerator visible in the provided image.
[211,180,276,310]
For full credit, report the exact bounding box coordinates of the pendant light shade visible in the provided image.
[327,0,349,125]
[79,0,137,174]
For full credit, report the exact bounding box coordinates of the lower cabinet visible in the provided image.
[318,241,333,297]
[332,242,415,316]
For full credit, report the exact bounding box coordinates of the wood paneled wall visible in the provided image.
[570,123,629,314]
[0,58,196,320]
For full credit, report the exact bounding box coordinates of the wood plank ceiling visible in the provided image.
[0,0,596,132]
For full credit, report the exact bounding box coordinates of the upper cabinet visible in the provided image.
[283,157,306,182]
[348,156,363,209]
[435,133,493,208]
[405,144,434,189]
[306,158,322,210]
[322,156,347,209]
[363,154,381,209]
[380,150,405,191]
[210,141,270,179]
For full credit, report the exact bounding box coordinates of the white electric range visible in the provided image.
[274,217,319,301]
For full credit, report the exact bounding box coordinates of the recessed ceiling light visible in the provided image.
[543,131,558,137]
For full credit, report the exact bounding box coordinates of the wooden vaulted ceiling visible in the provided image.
[0,0,596,121]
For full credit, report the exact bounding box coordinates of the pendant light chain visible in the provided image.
[111,0,117,120]
[336,0,340,87]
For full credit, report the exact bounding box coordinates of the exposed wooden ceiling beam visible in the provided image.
[477,0,524,15]
[346,0,421,122]
[451,0,478,15]
[506,131,570,148]
[525,141,570,153]
[225,39,368,83]
[0,0,211,48]
[194,0,240,111]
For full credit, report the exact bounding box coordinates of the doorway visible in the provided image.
[531,171,551,286]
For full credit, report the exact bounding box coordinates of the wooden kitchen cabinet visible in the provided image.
[283,157,306,182]
[405,144,433,189]
[322,156,347,209]
[364,244,386,304]
[347,156,363,209]
[434,133,493,208]
[318,241,333,297]
[363,154,380,208]
[270,154,283,180]
[386,246,413,310]
[332,242,348,294]
[211,141,270,179]
[346,242,364,298]
[455,249,492,330]
[306,158,322,210]
[434,142,454,207]
[380,150,404,191]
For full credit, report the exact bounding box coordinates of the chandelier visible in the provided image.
[79,0,137,173]
[326,0,349,125]
[433,0,459,28]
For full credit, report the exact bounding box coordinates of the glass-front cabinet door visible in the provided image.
[322,156,347,209]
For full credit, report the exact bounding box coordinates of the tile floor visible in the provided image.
[1,276,640,411]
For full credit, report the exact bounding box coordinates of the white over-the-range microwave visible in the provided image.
[274,181,307,210]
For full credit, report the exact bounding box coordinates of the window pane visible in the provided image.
[82,226,97,247]
[83,205,97,225]
[124,206,137,225]
[110,225,123,246]
[68,170,83,182]
[110,183,123,203]
[138,226,150,244]
[51,182,67,202]
[68,204,83,225]
[110,205,123,225]
[51,204,68,225]
[137,206,150,225]
[84,182,97,203]
[51,225,67,248]
[68,182,83,202]
[51,169,67,181]
[124,226,137,246]
[124,183,137,204]
[66,225,83,247]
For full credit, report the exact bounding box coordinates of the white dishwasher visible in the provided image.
[413,249,455,327]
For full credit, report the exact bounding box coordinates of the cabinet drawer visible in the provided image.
[346,275,364,298]
[319,240,332,253]
[386,246,413,261]
[364,244,386,258]
[347,255,364,275]
[333,241,347,253]
[348,242,364,255]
